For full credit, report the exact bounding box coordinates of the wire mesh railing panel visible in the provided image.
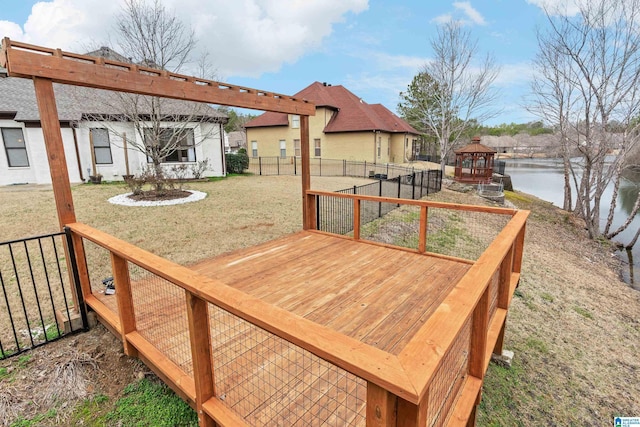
[427,317,471,427]
[209,304,367,426]
[82,238,118,314]
[128,262,193,376]
[359,204,422,251]
[489,268,500,319]
[425,208,512,261]
[0,233,80,359]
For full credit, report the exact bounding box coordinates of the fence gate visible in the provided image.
[0,229,87,360]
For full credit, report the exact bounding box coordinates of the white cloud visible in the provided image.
[432,1,486,26]
[495,62,536,87]
[525,0,582,16]
[1,0,368,78]
[453,2,486,25]
[0,21,25,40]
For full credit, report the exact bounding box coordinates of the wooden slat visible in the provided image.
[2,38,315,115]
[445,376,482,426]
[469,288,489,379]
[486,308,507,369]
[301,115,312,229]
[127,331,196,402]
[67,224,419,403]
[397,397,428,427]
[202,397,250,427]
[85,294,121,334]
[497,247,514,309]
[354,198,361,240]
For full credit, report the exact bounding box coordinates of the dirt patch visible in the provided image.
[0,324,147,426]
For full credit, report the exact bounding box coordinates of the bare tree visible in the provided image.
[399,22,500,174]
[530,0,640,242]
[84,0,223,192]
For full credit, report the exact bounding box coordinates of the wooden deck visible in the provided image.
[191,232,471,355]
[92,231,471,425]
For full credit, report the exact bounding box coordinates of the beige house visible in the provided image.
[245,82,419,163]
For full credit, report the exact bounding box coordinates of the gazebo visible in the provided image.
[454,136,497,184]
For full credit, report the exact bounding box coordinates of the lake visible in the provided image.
[503,158,640,289]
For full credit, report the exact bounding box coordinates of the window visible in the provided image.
[314,138,321,157]
[2,128,29,167]
[251,141,258,157]
[280,140,286,158]
[144,128,195,163]
[91,128,113,164]
[291,115,300,129]
[377,136,381,158]
[294,139,301,157]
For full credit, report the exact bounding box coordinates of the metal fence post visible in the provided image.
[259,157,262,175]
[412,172,416,200]
[378,179,383,218]
[397,177,401,207]
[294,156,297,175]
[343,159,346,177]
[64,228,89,331]
[364,161,367,178]
[316,194,320,231]
[277,156,280,175]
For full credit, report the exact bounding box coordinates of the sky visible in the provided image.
[0,0,578,125]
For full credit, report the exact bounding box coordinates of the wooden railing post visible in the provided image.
[110,253,138,357]
[418,206,428,253]
[512,223,526,274]
[366,382,397,427]
[186,291,216,427]
[354,198,361,240]
[494,246,514,355]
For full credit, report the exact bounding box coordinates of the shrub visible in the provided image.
[226,151,249,174]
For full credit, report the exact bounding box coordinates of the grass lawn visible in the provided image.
[1,175,639,426]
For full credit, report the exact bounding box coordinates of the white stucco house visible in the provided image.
[0,62,228,186]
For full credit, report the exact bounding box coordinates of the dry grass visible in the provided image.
[1,177,639,425]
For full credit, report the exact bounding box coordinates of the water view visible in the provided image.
[504,158,640,289]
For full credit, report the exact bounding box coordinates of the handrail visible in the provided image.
[66,222,418,402]
[306,189,518,215]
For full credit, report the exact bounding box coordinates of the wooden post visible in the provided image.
[396,397,428,427]
[33,77,86,312]
[418,206,428,253]
[512,223,526,273]
[494,246,514,355]
[300,115,313,230]
[123,132,131,176]
[366,382,397,427]
[32,77,77,227]
[354,198,361,240]
[110,253,138,357]
[186,291,216,427]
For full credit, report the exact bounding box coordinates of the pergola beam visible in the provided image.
[1,38,315,116]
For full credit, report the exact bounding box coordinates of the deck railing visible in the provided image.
[66,194,527,426]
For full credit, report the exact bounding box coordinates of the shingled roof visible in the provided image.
[245,82,418,134]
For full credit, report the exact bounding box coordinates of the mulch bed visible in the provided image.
[127,190,191,202]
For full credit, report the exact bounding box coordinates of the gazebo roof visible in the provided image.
[455,142,496,154]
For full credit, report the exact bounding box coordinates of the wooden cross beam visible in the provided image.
[0,38,316,116]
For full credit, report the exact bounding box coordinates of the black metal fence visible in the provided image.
[316,170,442,235]
[248,157,438,180]
[0,230,87,360]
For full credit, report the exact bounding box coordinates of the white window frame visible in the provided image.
[91,128,113,164]
[314,138,321,157]
[251,141,258,157]
[279,140,286,158]
[291,115,300,129]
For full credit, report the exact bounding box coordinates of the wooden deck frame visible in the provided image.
[1,38,529,426]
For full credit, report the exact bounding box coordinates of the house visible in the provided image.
[0,53,227,186]
[244,82,419,163]
[224,130,247,153]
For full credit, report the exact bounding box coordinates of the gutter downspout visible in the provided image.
[220,122,226,176]
[71,124,84,181]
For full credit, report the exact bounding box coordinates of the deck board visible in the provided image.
[95,231,471,425]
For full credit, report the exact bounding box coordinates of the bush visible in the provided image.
[226,151,249,174]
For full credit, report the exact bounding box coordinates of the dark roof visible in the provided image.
[227,131,246,148]
[0,77,227,122]
[245,82,419,135]
[455,143,497,154]
[84,46,131,63]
